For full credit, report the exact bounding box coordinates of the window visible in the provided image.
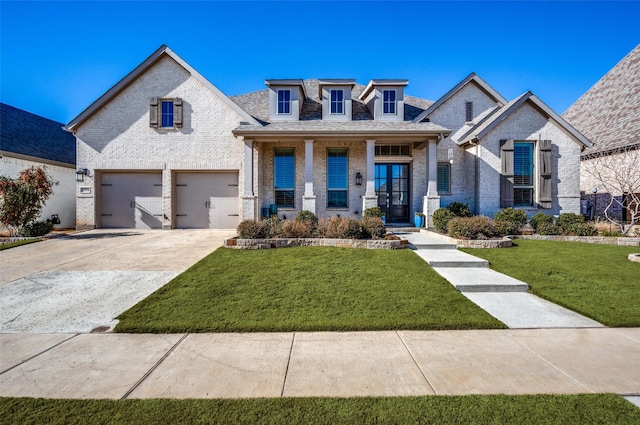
[375,145,410,156]
[277,90,291,114]
[149,97,183,129]
[330,89,344,114]
[327,148,348,208]
[465,101,473,122]
[437,163,451,193]
[383,90,396,114]
[514,142,534,206]
[274,148,295,207]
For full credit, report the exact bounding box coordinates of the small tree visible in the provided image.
[0,166,57,237]
[582,145,640,235]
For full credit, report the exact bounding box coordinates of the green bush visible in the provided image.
[296,210,318,225]
[447,216,499,240]
[237,220,266,239]
[446,202,472,217]
[361,217,386,239]
[536,221,561,235]
[601,230,624,237]
[262,216,283,238]
[432,208,456,233]
[529,212,554,230]
[319,217,364,239]
[362,207,384,218]
[281,220,315,238]
[494,208,528,236]
[571,222,597,236]
[556,213,596,236]
[19,221,53,237]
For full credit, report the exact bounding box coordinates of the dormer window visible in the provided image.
[383,90,396,114]
[330,90,344,114]
[277,90,291,114]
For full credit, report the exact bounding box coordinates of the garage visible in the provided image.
[174,172,239,229]
[100,172,163,229]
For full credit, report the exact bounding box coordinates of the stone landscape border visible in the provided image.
[224,237,408,250]
[420,230,513,248]
[515,235,640,246]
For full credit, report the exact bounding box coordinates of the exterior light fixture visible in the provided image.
[355,172,362,186]
[448,140,454,164]
[76,168,89,182]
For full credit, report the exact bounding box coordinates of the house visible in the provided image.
[563,44,640,224]
[1,103,77,229]
[65,45,591,230]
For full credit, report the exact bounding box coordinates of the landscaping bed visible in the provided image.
[224,236,407,250]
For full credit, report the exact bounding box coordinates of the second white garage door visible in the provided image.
[175,172,239,229]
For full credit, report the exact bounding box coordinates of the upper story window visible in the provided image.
[330,90,344,114]
[514,142,534,206]
[383,90,396,114]
[274,148,295,207]
[465,101,473,122]
[149,97,183,129]
[277,90,291,114]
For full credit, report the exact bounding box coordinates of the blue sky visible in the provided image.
[1,1,638,124]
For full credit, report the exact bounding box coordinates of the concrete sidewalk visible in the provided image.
[1,329,639,399]
[398,231,604,329]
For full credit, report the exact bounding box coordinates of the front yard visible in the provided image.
[462,240,640,327]
[115,247,504,333]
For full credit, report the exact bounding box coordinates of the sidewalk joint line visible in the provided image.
[395,331,438,395]
[120,333,189,400]
[280,332,296,397]
[0,333,79,375]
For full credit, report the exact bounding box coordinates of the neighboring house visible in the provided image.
[65,45,591,230]
[563,44,640,223]
[1,103,77,229]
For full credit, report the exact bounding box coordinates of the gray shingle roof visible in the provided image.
[1,103,76,165]
[562,44,640,156]
[230,79,435,125]
[233,119,450,135]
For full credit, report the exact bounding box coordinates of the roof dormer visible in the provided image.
[359,79,408,121]
[265,79,306,121]
[318,79,355,121]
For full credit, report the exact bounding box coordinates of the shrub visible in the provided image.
[529,212,554,231]
[494,208,528,236]
[571,222,597,236]
[318,217,364,239]
[262,216,283,238]
[19,221,53,237]
[535,221,561,235]
[295,210,318,225]
[361,217,386,239]
[447,216,499,240]
[556,213,596,236]
[446,202,472,217]
[432,208,456,233]
[236,220,266,239]
[601,230,624,237]
[281,220,315,238]
[362,207,384,218]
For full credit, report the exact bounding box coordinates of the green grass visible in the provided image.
[461,240,640,327]
[115,247,504,332]
[0,238,42,250]
[2,395,639,424]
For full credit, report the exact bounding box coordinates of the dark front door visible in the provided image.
[375,163,410,223]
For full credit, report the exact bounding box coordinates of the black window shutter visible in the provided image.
[174,98,183,128]
[500,139,514,208]
[149,97,158,128]
[538,139,552,209]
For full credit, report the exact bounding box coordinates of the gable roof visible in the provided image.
[412,73,508,123]
[65,45,260,132]
[457,91,593,148]
[562,44,640,156]
[1,103,76,166]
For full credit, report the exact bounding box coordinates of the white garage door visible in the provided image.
[175,172,239,229]
[101,173,163,229]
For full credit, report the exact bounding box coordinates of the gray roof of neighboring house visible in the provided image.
[230,79,436,128]
[457,92,592,148]
[562,44,640,156]
[1,103,76,166]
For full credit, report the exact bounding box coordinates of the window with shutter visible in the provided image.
[274,148,295,207]
[149,98,158,128]
[151,98,183,129]
[513,142,534,206]
[327,148,348,208]
[538,140,552,209]
[500,139,515,208]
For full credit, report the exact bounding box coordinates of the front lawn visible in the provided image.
[461,240,640,327]
[2,394,639,424]
[115,247,504,332]
[0,238,42,250]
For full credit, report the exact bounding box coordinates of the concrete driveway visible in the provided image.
[0,229,235,333]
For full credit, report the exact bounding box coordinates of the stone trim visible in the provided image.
[421,230,512,248]
[515,235,640,246]
[224,237,407,250]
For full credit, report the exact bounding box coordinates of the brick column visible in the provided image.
[362,139,378,213]
[241,138,257,221]
[302,139,316,213]
[423,138,440,227]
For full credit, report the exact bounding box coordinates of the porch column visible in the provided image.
[423,138,441,227]
[241,138,257,221]
[302,139,316,214]
[362,139,378,213]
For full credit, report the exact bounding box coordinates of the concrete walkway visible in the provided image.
[1,328,638,399]
[398,231,604,329]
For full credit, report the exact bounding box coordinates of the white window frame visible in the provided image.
[383,89,396,115]
[330,89,344,115]
[277,89,291,115]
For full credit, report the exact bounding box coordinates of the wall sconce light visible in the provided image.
[355,172,362,186]
[76,168,89,182]
[448,145,454,164]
